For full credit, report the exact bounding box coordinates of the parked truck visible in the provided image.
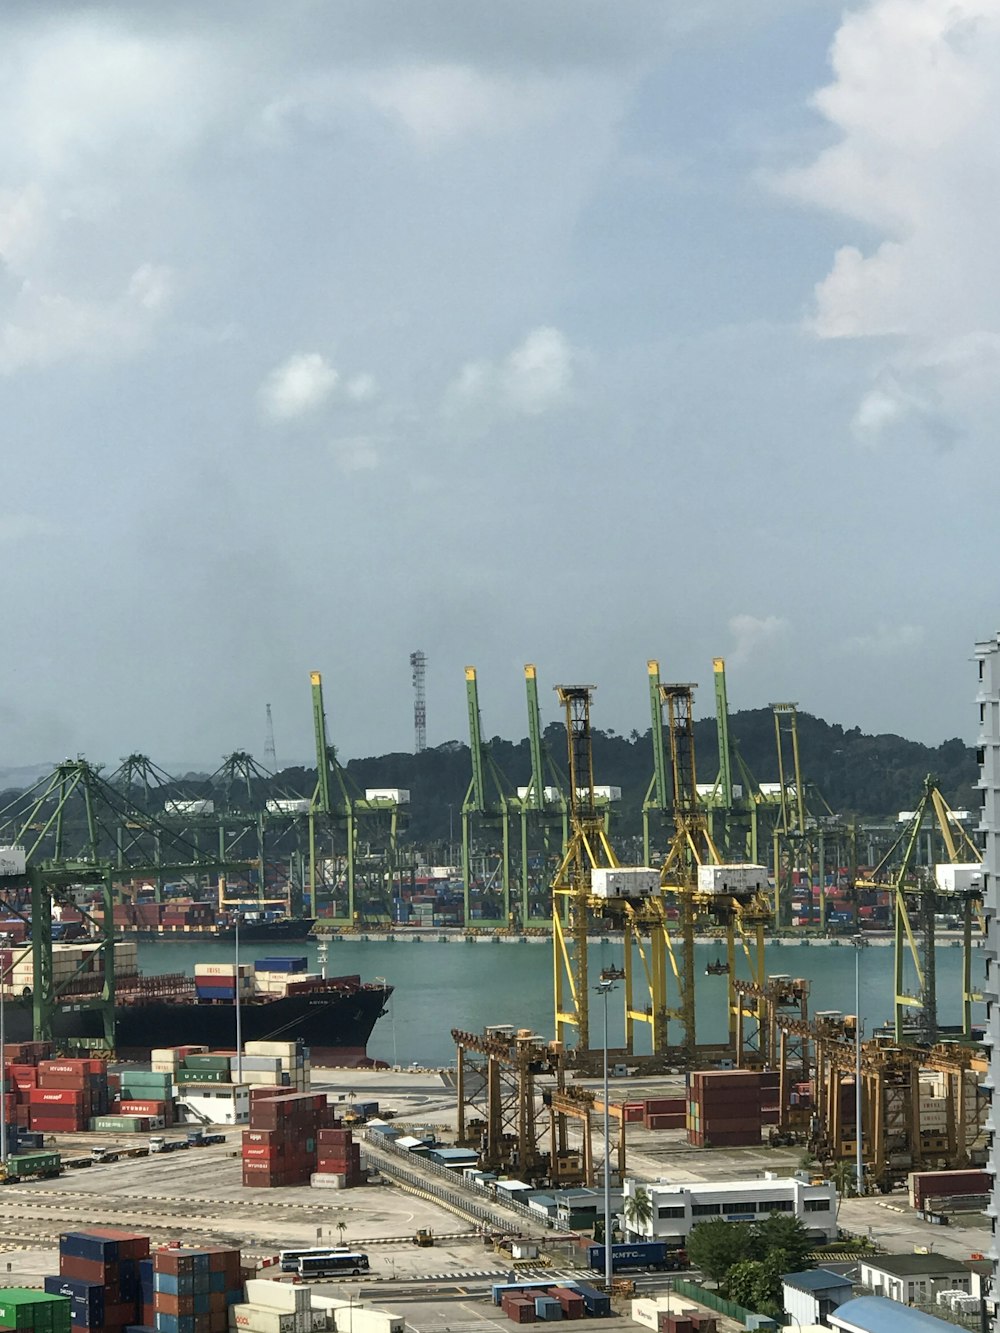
[586,1242,686,1273]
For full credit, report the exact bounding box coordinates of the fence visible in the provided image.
[361,1131,555,1233]
[672,1278,764,1328]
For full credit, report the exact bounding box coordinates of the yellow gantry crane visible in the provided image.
[856,776,982,1043]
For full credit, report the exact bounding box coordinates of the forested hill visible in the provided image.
[276,708,978,845]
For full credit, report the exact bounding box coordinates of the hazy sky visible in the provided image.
[2,0,997,771]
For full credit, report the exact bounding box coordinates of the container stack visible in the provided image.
[153,1244,244,1333]
[312,1126,364,1188]
[252,958,309,995]
[686,1070,761,1147]
[241,1090,336,1187]
[237,1041,309,1091]
[29,1058,111,1134]
[233,1280,313,1333]
[4,1041,54,1131]
[759,1070,780,1127]
[106,1068,176,1129]
[194,964,255,1002]
[642,1098,685,1131]
[161,901,217,933]
[0,1291,71,1333]
[51,1228,150,1331]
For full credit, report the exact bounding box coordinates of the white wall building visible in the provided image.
[976,631,1000,1333]
[859,1254,972,1305]
[782,1269,853,1327]
[621,1172,837,1244]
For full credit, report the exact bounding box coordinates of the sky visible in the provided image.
[1,0,997,772]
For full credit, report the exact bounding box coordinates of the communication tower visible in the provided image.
[410,651,427,753]
[264,703,277,773]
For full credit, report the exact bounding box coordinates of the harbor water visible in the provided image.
[137,936,987,1069]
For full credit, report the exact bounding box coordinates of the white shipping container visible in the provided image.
[0,846,26,876]
[245,1282,311,1314]
[697,863,769,895]
[195,963,255,977]
[575,785,622,802]
[590,867,659,900]
[245,1040,299,1056]
[265,799,312,816]
[934,864,983,895]
[164,799,215,816]
[229,1305,297,1333]
[364,789,411,804]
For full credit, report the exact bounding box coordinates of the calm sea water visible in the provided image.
[136,937,987,1068]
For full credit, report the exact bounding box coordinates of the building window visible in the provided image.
[760,1200,793,1212]
[657,1206,686,1219]
[691,1204,720,1217]
[727,1202,756,1214]
[804,1199,830,1212]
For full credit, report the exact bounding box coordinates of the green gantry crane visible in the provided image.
[517,664,567,927]
[461,667,511,929]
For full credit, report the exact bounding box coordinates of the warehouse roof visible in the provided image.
[783,1268,852,1293]
[831,1296,964,1333]
[862,1254,968,1277]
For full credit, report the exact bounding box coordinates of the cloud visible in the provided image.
[779,0,1000,443]
[843,623,925,657]
[728,614,790,666]
[445,325,575,422]
[0,261,174,374]
[259,352,339,421]
[329,435,381,474]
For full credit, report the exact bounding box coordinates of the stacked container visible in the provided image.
[241,1091,336,1187]
[686,1070,761,1147]
[232,1281,312,1333]
[0,1291,71,1333]
[643,1098,685,1131]
[5,1042,55,1130]
[194,965,254,1002]
[312,1126,364,1188]
[153,1244,243,1333]
[52,1229,151,1331]
[161,902,217,934]
[30,1059,110,1134]
[108,1069,176,1129]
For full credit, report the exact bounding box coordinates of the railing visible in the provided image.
[361,1130,557,1232]
[672,1278,768,1328]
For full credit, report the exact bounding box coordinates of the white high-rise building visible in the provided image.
[975,632,1000,1331]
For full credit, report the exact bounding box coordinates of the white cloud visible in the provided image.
[344,373,377,403]
[445,325,575,422]
[330,435,381,474]
[843,623,925,657]
[0,262,174,375]
[728,613,790,666]
[259,352,339,421]
[780,0,1000,443]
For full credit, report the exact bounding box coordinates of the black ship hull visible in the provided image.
[2,984,391,1066]
[126,918,317,943]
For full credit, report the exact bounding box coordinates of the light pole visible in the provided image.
[234,912,243,1087]
[0,953,7,1166]
[596,966,624,1293]
[853,934,868,1195]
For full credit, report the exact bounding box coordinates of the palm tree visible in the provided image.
[830,1158,855,1219]
[336,1220,347,1246]
[622,1186,653,1237]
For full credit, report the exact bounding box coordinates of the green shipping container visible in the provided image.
[0,1291,70,1331]
[122,1072,173,1091]
[7,1152,60,1173]
[90,1116,146,1132]
[181,1055,232,1071]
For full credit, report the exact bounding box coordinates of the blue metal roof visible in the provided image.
[831,1296,963,1333]
[783,1268,852,1293]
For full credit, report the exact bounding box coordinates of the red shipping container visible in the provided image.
[29,1089,85,1106]
[60,1255,119,1283]
[241,1145,286,1161]
[117,1100,168,1117]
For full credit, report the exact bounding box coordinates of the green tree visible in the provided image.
[725,1254,787,1318]
[752,1213,814,1271]
[685,1220,755,1284]
[623,1187,653,1236]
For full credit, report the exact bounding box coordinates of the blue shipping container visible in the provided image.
[587,1241,668,1272]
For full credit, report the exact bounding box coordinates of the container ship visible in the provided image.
[96,900,317,942]
[0,943,392,1066]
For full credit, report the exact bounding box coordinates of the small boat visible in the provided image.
[705,958,729,976]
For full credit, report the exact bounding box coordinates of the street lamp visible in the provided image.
[852,934,869,1196]
[595,965,624,1293]
[0,952,7,1166]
